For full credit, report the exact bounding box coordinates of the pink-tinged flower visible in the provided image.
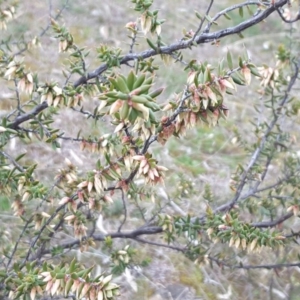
[59,197,70,205]
[18,73,34,94]
[125,21,137,31]
[241,66,251,85]
[219,78,236,93]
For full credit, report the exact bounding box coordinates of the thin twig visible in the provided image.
[133,196,147,223]
[0,150,25,172]
[276,6,300,23]
[21,202,68,266]
[144,87,191,150]
[129,28,138,54]
[13,79,21,116]
[118,189,127,232]
[209,256,300,270]
[190,0,214,43]
[132,237,185,252]
[213,59,299,214]
[72,0,289,88]
[251,212,293,228]
[13,0,70,57]
[204,1,264,33]
[6,216,33,270]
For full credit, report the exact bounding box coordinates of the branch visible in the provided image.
[73,0,289,87]
[285,229,300,239]
[8,101,48,129]
[22,202,68,265]
[133,237,185,252]
[34,211,296,261]
[6,216,33,270]
[117,189,127,232]
[211,58,299,214]
[209,256,300,270]
[191,0,214,41]
[7,0,290,129]
[39,226,163,257]
[204,1,263,33]
[38,210,297,259]
[251,212,293,228]
[276,6,300,23]
[0,150,25,172]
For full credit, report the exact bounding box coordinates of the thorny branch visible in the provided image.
[190,0,214,43]
[38,226,164,258]
[7,0,290,129]
[8,101,48,129]
[251,212,294,228]
[73,0,288,87]
[212,58,300,214]
[208,256,300,270]
[5,171,62,268]
[132,237,185,252]
[203,1,264,33]
[0,150,25,172]
[27,204,298,263]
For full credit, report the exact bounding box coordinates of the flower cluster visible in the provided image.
[0,5,15,30]
[258,66,279,89]
[38,83,64,106]
[132,154,168,185]
[40,271,119,300]
[18,73,34,94]
[65,213,88,239]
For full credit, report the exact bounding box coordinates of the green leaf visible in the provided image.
[195,10,202,20]
[146,38,157,51]
[243,47,250,61]
[239,7,244,18]
[237,32,244,39]
[204,14,213,23]
[223,13,231,20]
[246,5,254,15]
[248,65,261,77]
[227,50,233,69]
[56,273,65,279]
[238,56,244,68]
[96,159,102,169]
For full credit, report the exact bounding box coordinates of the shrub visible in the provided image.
[1,0,300,299]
